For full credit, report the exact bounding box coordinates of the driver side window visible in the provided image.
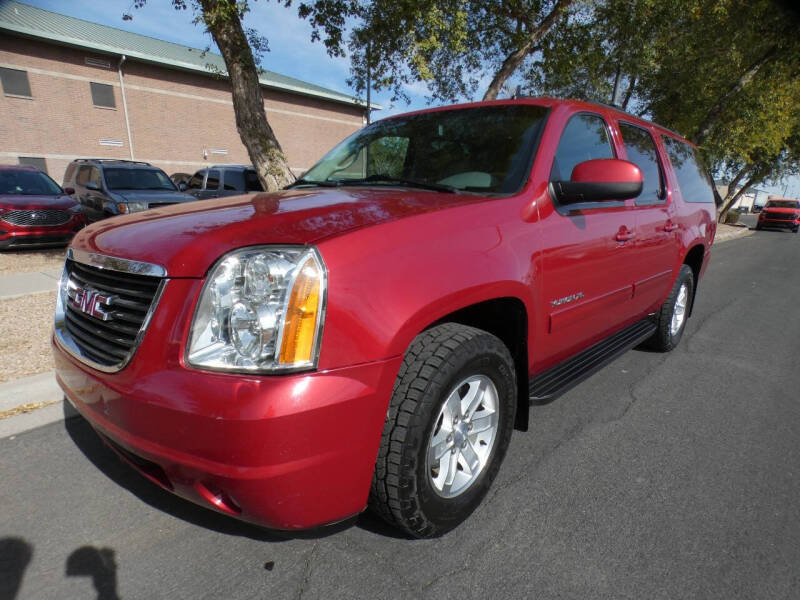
[550,114,614,182]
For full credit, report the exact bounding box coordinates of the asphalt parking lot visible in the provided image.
[1,230,799,600]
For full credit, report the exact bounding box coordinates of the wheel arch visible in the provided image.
[682,243,705,317]
[426,296,531,432]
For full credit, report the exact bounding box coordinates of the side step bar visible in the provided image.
[529,319,657,404]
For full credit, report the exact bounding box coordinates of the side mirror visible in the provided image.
[86,181,100,191]
[553,158,642,204]
[178,182,188,191]
[63,187,75,195]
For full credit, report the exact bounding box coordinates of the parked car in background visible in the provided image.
[62,159,197,222]
[169,172,192,187]
[0,164,86,249]
[54,98,716,538]
[756,198,800,233]
[183,165,264,199]
[752,204,763,213]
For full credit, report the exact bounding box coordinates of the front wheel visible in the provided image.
[646,264,694,352]
[369,323,516,538]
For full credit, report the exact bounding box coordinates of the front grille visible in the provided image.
[763,211,796,221]
[1,209,71,226]
[62,259,162,368]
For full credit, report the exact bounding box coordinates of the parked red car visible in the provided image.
[755,198,800,233]
[0,165,86,248]
[54,98,716,537]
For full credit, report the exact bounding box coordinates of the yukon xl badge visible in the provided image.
[551,292,585,307]
[68,284,115,321]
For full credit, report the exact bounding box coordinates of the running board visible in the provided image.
[529,319,657,404]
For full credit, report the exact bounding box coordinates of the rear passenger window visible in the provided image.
[187,171,205,190]
[550,114,614,182]
[245,170,264,192]
[663,137,715,203]
[206,170,220,190]
[619,123,664,205]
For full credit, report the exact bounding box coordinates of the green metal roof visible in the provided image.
[0,1,378,109]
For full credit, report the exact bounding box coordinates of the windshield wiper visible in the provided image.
[285,178,342,189]
[344,175,457,193]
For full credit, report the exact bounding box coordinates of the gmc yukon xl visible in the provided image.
[53,98,717,538]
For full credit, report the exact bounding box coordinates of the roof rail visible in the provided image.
[72,158,152,166]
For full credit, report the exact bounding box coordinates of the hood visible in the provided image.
[70,188,485,277]
[114,190,196,204]
[0,193,78,210]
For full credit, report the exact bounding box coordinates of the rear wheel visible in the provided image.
[369,323,516,538]
[646,264,694,352]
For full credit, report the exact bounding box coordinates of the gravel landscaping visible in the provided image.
[0,248,66,275]
[0,291,56,383]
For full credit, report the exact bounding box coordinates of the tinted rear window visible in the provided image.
[663,137,715,204]
[245,170,264,192]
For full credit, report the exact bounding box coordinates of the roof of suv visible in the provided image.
[384,97,690,144]
[70,159,153,168]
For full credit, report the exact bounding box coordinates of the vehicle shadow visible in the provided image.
[63,409,398,542]
[0,537,32,600]
[66,546,120,600]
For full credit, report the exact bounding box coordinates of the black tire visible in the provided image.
[369,323,516,538]
[646,264,694,352]
[755,224,762,231]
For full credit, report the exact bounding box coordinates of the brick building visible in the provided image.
[0,1,374,182]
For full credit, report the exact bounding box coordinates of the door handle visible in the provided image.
[662,220,678,233]
[615,229,636,242]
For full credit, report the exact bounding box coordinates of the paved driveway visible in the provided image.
[1,231,799,600]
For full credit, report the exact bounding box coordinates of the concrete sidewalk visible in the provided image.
[0,371,75,438]
[0,268,62,300]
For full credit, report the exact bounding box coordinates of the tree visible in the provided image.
[306,0,582,105]
[127,0,295,191]
[529,0,800,221]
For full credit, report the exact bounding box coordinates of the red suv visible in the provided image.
[53,99,716,538]
[756,198,800,233]
[0,165,86,249]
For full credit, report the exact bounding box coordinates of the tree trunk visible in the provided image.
[621,75,637,111]
[718,169,757,223]
[482,0,578,101]
[693,44,778,146]
[199,0,295,191]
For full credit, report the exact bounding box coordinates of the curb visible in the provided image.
[0,372,76,439]
[714,227,755,244]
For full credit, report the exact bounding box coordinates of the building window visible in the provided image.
[0,67,32,97]
[85,57,111,69]
[19,157,48,174]
[90,82,116,108]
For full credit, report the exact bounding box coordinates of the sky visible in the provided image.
[19,0,800,199]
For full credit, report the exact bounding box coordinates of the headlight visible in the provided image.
[118,202,148,213]
[187,246,326,372]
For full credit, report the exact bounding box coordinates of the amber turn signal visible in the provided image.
[279,257,322,365]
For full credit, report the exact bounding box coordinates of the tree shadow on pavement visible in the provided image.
[66,546,120,600]
[63,412,357,543]
[0,537,32,600]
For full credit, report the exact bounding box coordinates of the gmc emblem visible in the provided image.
[68,284,115,321]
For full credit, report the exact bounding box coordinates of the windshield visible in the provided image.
[104,168,176,191]
[765,200,799,209]
[0,169,63,195]
[296,105,549,195]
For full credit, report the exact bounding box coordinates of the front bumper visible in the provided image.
[53,276,403,530]
[0,216,85,248]
[758,217,800,230]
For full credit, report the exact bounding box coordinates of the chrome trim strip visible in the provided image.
[67,247,167,277]
[54,257,167,373]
